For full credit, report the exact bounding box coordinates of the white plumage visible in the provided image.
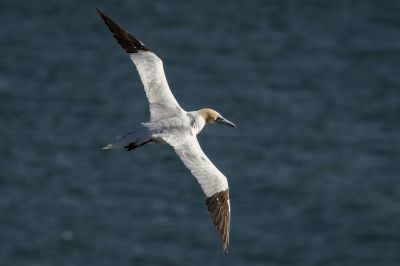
[130,51,184,122]
[174,136,229,197]
[97,9,236,251]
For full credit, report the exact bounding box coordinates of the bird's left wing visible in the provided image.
[173,136,231,252]
[97,9,183,122]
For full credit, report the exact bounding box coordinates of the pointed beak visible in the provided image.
[216,117,237,128]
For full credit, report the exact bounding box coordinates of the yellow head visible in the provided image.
[200,108,236,127]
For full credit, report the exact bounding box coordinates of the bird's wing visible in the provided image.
[173,136,230,251]
[97,9,183,122]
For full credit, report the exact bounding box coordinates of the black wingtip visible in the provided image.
[96,8,108,21]
[96,8,103,17]
[206,189,231,253]
[96,9,150,54]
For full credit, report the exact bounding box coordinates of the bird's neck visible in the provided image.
[188,111,207,135]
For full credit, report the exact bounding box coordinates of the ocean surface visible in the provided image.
[1,1,399,265]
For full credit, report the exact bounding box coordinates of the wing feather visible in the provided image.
[97,9,183,122]
[174,137,230,251]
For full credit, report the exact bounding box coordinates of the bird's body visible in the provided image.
[97,9,236,252]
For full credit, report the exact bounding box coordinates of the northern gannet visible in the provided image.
[97,9,236,252]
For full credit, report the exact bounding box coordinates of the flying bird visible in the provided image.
[97,9,236,252]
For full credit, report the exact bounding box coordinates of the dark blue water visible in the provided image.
[1,1,400,265]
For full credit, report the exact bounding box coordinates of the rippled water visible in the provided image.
[1,1,400,265]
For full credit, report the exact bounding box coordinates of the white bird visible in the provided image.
[97,9,236,252]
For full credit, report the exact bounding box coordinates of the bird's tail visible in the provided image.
[102,127,152,151]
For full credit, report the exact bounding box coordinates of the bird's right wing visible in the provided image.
[97,9,184,122]
[173,136,230,252]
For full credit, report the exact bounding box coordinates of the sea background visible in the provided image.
[1,1,399,265]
